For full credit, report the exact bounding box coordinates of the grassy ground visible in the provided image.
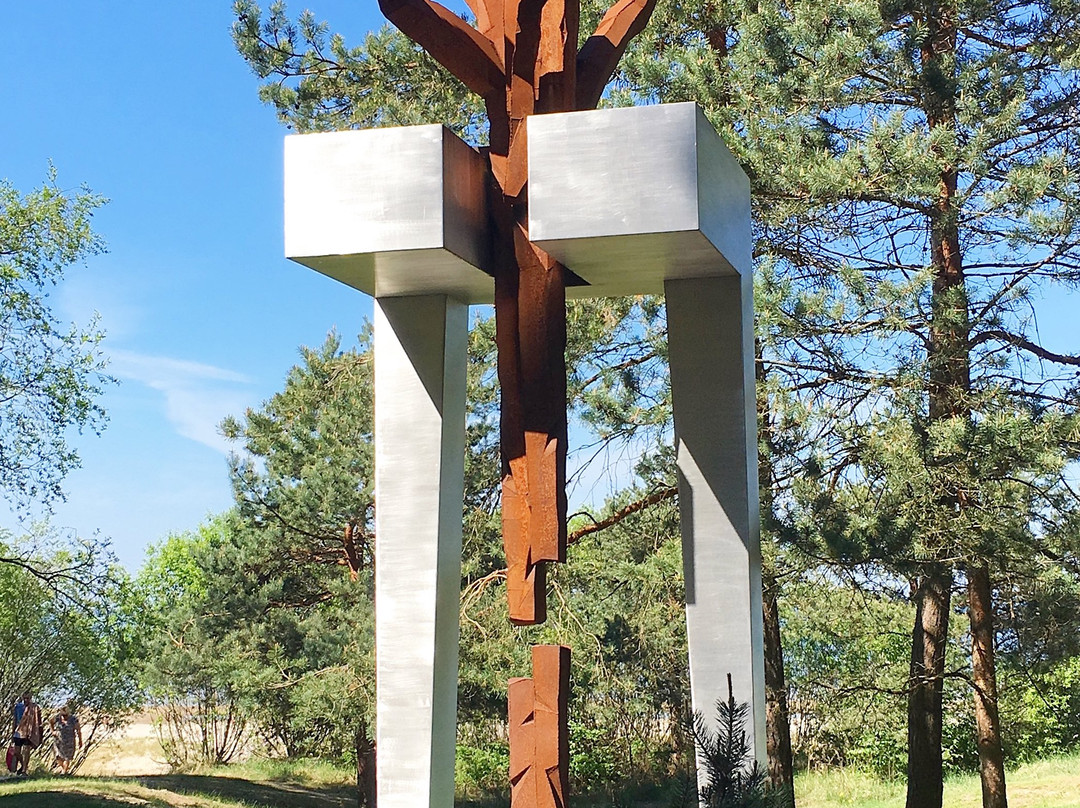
[795,754,1080,808]
[0,759,357,807]
[2,748,1078,807]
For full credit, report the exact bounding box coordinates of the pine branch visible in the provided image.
[970,329,1080,366]
[567,486,678,545]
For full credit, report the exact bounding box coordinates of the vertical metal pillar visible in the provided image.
[666,274,767,769]
[374,294,468,808]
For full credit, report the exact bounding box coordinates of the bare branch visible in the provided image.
[971,329,1080,366]
[568,486,677,545]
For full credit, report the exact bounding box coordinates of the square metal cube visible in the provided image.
[285,125,493,303]
[527,103,751,299]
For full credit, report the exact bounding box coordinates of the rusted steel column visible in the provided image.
[373,4,659,806]
[509,645,571,808]
[497,214,568,625]
[379,0,657,626]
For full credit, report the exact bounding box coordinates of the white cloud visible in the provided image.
[108,349,254,454]
[57,269,145,342]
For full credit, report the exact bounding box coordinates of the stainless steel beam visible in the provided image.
[666,274,766,771]
[285,126,493,303]
[374,295,468,808]
[528,102,751,298]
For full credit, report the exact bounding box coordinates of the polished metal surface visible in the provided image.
[527,103,751,298]
[288,102,762,808]
[374,295,468,808]
[666,274,766,770]
[285,126,493,303]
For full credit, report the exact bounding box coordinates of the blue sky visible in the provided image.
[3,2,1077,570]
[1,0,395,568]
[1,0,626,571]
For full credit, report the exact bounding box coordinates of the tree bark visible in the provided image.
[763,578,796,806]
[968,564,1008,808]
[906,2,999,805]
[755,341,796,803]
[905,567,952,808]
[356,723,376,807]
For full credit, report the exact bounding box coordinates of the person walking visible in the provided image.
[51,703,82,775]
[12,691,42,776]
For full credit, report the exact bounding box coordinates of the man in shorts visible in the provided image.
[12,692,41,776]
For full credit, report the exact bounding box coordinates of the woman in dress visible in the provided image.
[51,703,81,775]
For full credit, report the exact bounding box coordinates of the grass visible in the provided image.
[0,759,358,808]
[0,775,245,807]
[3,747,1078,807]
[795,752,1080,808]
[0,771,357,807]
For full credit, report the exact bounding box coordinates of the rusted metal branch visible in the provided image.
[378,0,502,97]
[575,0,658,109]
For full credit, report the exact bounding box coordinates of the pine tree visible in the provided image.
[617,2,1080,806]
[231,3,1080,806]
[689,674,792,808]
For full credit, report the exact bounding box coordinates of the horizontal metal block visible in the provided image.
[285,126,493,303]
[528,103,751,298]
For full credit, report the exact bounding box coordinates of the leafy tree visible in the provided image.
[0,526,140,774]
[0,169,110,508]
[136,517,254,768]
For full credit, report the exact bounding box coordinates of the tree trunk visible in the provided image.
[754,340,796,803]
[356,723,376,808]
[763,578,796,806]
[906,2,994,805]
[905,567,952,808]
[968,564,1008,808]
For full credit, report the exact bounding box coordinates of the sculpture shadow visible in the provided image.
[127,774,356,808]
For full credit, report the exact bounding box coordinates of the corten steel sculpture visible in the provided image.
[509,645,572,808]
[378,0,657,626]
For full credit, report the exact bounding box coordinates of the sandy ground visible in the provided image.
[79,713,171,777]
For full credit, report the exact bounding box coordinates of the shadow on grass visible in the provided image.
[129,774,357,807]
[0,793,125,808]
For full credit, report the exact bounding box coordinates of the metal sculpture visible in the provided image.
[378,0,657,626]
[509,645,572,808]
[283,9,765,806]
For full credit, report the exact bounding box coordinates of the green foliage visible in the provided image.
[690,677,791,808]
[139,336,378,766]
[0,169,110,508]
[1002,655,1080,761]
[221,331,374,577]
[136,515,254,768]
[219,334,377,759]
[778,578,912,776]
[455,742,509,801]
[231,0,483,136]
[0,526,140,774]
